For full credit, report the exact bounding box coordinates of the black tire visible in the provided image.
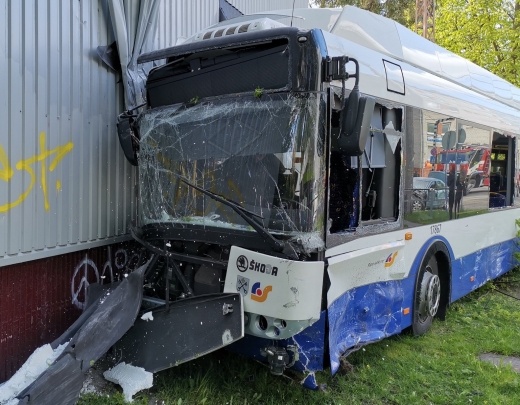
[412,249,442,336]
[412,199,424,212]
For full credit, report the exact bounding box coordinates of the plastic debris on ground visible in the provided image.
[0,342,68,405]
[103,362,153,402]
[140,311,154,322]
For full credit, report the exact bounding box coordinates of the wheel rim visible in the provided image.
[425,274,441,317]
[412,200,422,211]
[418,268,441,321]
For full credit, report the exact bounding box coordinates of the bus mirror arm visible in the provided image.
[117,108,142,166]
[338,93,376,156]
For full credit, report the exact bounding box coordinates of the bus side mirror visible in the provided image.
[117,111,139,166]
[338,87,375,156]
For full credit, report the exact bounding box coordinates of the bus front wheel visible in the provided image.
[412,251,441,336]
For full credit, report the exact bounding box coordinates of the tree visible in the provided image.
[313,0,416,28]
[435,0,520,87]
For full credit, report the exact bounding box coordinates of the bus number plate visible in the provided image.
[430,224,441,234]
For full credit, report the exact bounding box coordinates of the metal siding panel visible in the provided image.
[0,0,7,256]
[89,0,100,241]
[0,0,175,263]
[21,0,36,253]
[57,0,72,246]
[46,0,60,249]
[94,3,108,239]
[8,0,23,255]
[79,0,91,243]
[229,0,308,15]
[155,0,219,49]
[99,0,111,240]
[33,1,48,251]
[113,84,123,236]
[69,0,82,245]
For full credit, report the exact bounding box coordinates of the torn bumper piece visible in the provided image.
[228,310,326,389]
[15,263,147,405]
[115,293,244,372]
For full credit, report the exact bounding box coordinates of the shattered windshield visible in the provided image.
[137,93,326,239]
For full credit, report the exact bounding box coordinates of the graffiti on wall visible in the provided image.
[0,132,74,212]
[71,246,141,310]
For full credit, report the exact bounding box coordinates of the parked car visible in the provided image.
[412,177,447,211]
[428,170,470,195]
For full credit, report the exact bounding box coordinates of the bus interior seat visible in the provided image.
[489,172,506,208]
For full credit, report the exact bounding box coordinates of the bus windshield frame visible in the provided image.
[136,92,327,244]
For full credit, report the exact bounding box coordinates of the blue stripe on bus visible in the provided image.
[328,236,516,375]
[450,238,515,301]
[228,238,516,381]
[328,279,404,374]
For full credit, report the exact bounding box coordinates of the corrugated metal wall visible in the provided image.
[227,0,309,15]
[155,0,220,49]
[0,0,224,268]
[0,1,217,380]
[0,0,135,267]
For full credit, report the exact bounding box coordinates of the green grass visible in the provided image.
[404,210,450,225]
[79,268,520,405]
[405,209,486,225]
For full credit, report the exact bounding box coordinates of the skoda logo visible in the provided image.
[236,255,249,272]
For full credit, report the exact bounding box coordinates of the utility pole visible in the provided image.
[415,0,435,42]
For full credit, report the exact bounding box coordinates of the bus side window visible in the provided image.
[329,150,358,233]
[329,107,359,233]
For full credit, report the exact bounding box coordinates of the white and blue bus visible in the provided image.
[114,6,520,389]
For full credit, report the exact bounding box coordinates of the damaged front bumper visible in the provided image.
[224,246,324,340]
[115,292,244,373]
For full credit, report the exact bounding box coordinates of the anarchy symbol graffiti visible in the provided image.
[71,254,100,310]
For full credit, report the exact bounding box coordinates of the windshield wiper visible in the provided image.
[180,178,298,258]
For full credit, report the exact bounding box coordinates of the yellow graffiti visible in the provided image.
[0,145,14,181]
[0,132,74,213]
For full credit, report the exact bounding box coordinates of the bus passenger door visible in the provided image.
[490,132,515,208]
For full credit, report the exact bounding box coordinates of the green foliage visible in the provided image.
[436,0,520,87]
[189,96,199,105]
[314,0,520,87]
[514,218,520,264]
[254,87,263,98]
[79,392,148,404]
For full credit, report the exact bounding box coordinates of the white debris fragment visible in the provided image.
[103,362,153,402]
[140,312,154,322]
[222,329,233,345]
[0,342,68,404]
[289,232,325,254]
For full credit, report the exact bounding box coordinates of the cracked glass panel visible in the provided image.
[137,93,326,243]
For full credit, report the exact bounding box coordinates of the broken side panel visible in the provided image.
[326,241,406,374]
[327,281,404,374]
